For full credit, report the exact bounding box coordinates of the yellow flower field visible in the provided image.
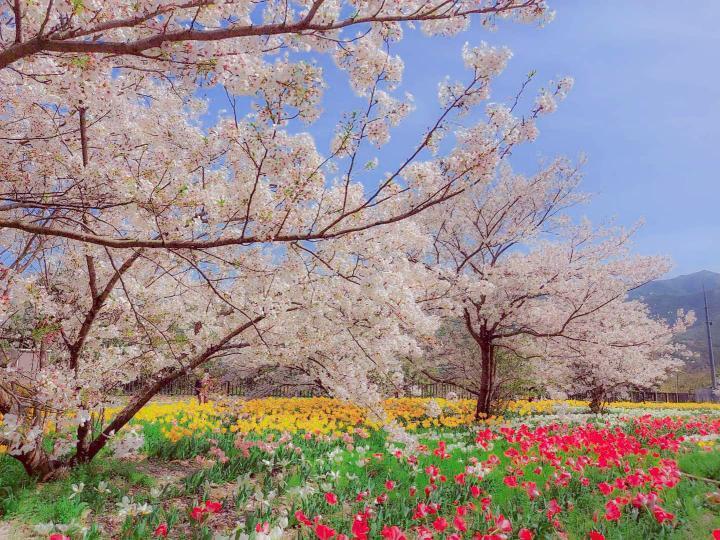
[100,396,720,441]
[3,397,720,455]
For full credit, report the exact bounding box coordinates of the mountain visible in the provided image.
[630,270,720,388]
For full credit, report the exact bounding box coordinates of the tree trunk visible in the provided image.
[475,340,494,421]
[5,317,262,478]
[73,420,91,464]
[13,366,214,479]
[588,388,607,414]
[462,310,496,422]
[15,446,64,481]
[83,316,261,462]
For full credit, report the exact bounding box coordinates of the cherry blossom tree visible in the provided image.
[537,300,693,413]
[1,219,438,477]
[0,1,560,477]
[418,158,689,419]
[0,0,552,249]
[415,318,536,405]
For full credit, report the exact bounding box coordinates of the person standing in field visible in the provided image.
[195,371,211,404]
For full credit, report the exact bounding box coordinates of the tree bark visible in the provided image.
[475,339,495,420]
[462,310,496,421]
[16,446,63,480]
[588,388,607,414]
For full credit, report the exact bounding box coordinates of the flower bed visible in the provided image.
[2,398,720,539]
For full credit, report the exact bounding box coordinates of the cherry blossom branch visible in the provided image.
[0,1,545,69]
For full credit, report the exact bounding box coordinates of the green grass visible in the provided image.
[0,454,154,525]
[678,449,720,481]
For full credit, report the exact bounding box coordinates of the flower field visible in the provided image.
[2,398,720,539]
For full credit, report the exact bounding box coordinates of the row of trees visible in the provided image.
[0,0,690,478]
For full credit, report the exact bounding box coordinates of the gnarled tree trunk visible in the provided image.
[588,387,608,414]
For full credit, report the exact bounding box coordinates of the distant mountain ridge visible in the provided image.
[630,270,720,382]
[632,270,720,304]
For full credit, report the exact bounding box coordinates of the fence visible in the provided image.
[121,378,701,403]
[121,377,325,397]
[626,390,697,403]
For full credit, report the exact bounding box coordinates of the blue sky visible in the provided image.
[395,0,720,278]
[205,2,720,277]
[486,1,720,277]
[400,0,718,278]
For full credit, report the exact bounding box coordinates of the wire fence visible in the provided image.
[121,378,701,403]
[626,390,697,403]
[121,377,326,397]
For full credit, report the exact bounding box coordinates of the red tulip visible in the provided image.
[652,506,675,524]
[295,509,312,526]
[524,481,539,500]
[604,501,621,522]
[190,506,205,522]
[315,524,336,540]
[432,517,448,532]
[381,525,406,540]
[352,512,370,539]
[546,499,561,520]
[518,529,534,540]
[204,500,222,513]
[495,514,512,533]
[503,475,518,487]
[153,523,169,537]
